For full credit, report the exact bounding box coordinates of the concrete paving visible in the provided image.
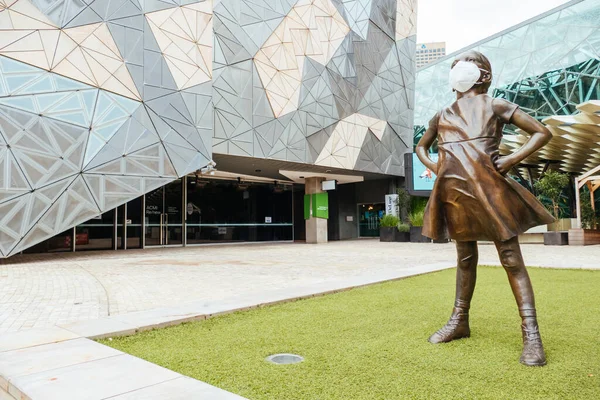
[1,240,599,334]
[0,327,246,400]
[0,240,598,399]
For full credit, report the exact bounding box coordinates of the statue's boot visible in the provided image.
[519,309,546,366]
[428,306,470,344]
[430,243,477,344]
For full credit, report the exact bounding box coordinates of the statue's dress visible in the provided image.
[422,94,554,242]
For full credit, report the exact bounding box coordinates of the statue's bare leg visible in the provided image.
[429,240,477,343]
[495,236,546,366]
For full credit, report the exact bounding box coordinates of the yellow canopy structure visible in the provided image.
[500,100,600,181]
[500,100,600,230]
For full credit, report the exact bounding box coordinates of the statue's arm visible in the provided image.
[494,108,552,175]
[416,113,439,174]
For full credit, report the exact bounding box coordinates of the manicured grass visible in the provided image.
[101,267,600,399]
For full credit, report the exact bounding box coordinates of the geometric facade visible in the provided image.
[414,0,600,146]
[0,0,416,257]
[213,0,417,173]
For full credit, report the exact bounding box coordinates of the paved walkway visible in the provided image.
[0,240,599,333]
[1,240,599,400]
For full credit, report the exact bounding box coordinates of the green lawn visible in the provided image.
[101,267,600,400]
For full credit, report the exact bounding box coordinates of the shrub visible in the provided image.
[411,196,428,214]
[397,223,410,232]
[408,209,424,227]
[380,214,400,228]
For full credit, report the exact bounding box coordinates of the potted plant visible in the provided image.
[380,214,400,242]
[570,189,600,246]
[396,222,410,242]
[534,171,570,245]
[409,209,431,243]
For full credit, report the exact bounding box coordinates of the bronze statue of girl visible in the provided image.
[416,50,554,366]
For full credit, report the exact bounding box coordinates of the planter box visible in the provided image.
[379,227,396,242]
[410,226,431,243]
[548,218,576,232]
[381,228,411,242]
[395,231,410,242]
[543,231,569,246]
[568,229,600,246]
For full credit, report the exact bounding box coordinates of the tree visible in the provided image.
[534,171,570,230]
[396,188,411,224]
[580,187,598,229]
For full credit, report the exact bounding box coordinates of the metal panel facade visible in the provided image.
[0,0,417,256]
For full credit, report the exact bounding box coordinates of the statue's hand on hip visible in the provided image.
[493,157,513,176]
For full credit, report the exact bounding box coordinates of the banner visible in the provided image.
[385,194,398,216]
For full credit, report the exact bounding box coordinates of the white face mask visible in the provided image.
[449,61,488,93]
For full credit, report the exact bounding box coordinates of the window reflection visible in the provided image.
[186,179,293,243]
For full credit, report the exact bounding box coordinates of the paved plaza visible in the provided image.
[1,240,599,400]
[0,240,598,334]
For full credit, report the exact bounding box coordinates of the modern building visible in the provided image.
[416,42,446,68]
[0,0,418,257]
[412,0,600,186]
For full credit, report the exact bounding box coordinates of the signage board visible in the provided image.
[312,192,329,219]
[265,216,272,223]
[405,152,438,196]
[321,180,336,191]
[413,153,438,191]
[167,206,179,214]
[304,195,311,219]
[304,193,329,219]
[146,205,160,215]
[75,233,89,245]
[385,194,398,216]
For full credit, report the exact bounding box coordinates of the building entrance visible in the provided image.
[21,175,295,255]
[358,203,385,237]
[144,179,184,246]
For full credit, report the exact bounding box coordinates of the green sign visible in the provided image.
[304,195,311,220]
[312,192,329,219]
[303,193,329,219]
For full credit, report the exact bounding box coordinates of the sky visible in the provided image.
[416,0,572,54]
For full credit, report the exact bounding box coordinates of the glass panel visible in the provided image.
[116,204,125,249]
[144,179,182,246]
[23,229,72,254]
[75,210,115,251]
[185,177,293,244]
[186,225,293,243]
[165,179,182,245]
[126,196,143,249]
[144,186,164,246]
[358,203,385,237]
[414,0,600,130]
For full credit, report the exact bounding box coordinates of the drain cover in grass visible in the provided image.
[266,354,304,365]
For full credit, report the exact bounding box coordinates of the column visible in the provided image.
[305,176,327,244]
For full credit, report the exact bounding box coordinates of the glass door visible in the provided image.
[165,179,183,245]
[144,179,183,246]
[358,203,385,237]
